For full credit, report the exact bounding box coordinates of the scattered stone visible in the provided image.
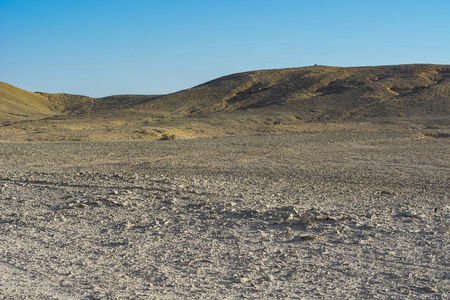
[298,214,313,225]
[436,225,449,234]
[189,259,214,266]
[380,190,394,195]
[365,213,375,219]
[292,235,323,242]
[402,211,421,218]
[88,200,100,206]
[164,198,178,205]
[262,273,275,282]
[362,223,378,230]
[420,286,436,293]
[280,213,299,225]
[233,277,251,284]
[123,222,134,229]
[353,236,371,244]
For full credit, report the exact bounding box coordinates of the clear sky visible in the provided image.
[1,0,449,97]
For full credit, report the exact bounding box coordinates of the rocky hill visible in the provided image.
[2,64,449,124]
[134,64,450,123]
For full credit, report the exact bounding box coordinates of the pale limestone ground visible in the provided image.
[0,131,449,299]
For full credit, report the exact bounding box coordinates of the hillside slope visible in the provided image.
[1,64,449,126]
[135,64,450,123]
[0,82,161,121]
[35,93,161,114]
[0,82,59,122]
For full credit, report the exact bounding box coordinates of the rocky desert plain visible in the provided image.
[0,64,449,299]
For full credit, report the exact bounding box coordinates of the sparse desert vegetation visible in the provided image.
[160,133,177,140]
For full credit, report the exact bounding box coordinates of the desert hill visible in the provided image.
[0,82,59,121]
[34,93,161,115]
[134,64,450,123]
[0,83,161,122]
[1,64,449,141]
[1,64,449,122]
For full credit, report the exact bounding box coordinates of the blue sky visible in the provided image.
[1,0,449,97]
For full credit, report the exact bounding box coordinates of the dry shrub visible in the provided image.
[160,133,177,140]
[412,131,450,140]
[424,131,449,138]
[137,129,157,136]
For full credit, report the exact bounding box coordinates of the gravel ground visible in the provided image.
[0,131,449,299]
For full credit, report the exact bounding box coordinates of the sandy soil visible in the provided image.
[0,131,449,299]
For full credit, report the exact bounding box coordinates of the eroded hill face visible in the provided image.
[135,64,450,122]
[1,64,449,141]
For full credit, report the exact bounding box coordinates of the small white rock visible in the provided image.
[402,211,421,218]
[233,277,250,284]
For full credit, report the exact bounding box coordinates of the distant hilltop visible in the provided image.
[1,64,449,124]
